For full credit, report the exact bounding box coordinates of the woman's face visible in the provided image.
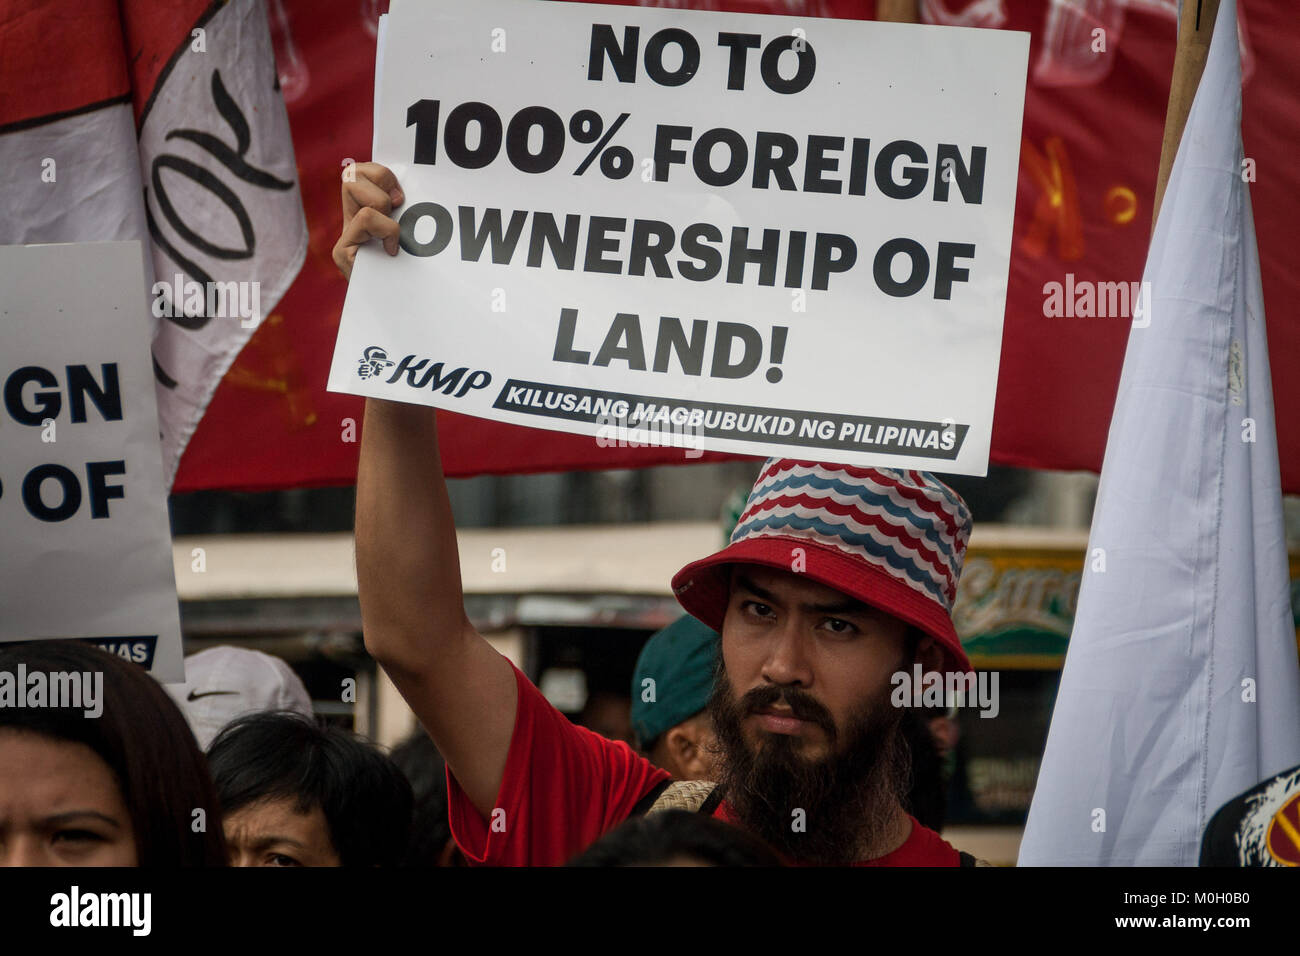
[0,728,138,866]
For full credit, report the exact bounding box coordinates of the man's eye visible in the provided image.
[742,601,773,617]
[822,618,856,635]
[53,829,105,845]
[267,853,302,867]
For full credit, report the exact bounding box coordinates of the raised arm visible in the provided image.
[338,163,516,819]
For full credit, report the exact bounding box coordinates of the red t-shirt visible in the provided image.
[447,661,962,866]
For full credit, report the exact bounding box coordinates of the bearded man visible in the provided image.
[338,162,982,866]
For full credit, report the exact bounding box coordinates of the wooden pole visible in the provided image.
[1152,0,1223,230]
[877,0,919,24]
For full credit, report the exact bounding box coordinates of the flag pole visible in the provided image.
[1152,0,1223,229]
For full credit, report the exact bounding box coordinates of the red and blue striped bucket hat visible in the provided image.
[671,459,973,674]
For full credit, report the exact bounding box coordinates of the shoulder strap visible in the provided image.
[698,785,725,816]
[644,780,719,816]
[628,779,672,818]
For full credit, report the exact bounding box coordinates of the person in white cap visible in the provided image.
[163,646,313,751]
[337,163,985,867]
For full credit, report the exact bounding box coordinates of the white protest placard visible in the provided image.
[1,242,184,680]
[329,0,1028,475]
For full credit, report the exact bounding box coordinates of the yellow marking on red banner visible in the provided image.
[1266,791,1300,866]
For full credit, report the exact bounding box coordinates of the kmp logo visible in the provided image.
[357,346,396,380]
[357,345,492,398]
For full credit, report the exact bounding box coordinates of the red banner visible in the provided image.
[172,0,1300,493]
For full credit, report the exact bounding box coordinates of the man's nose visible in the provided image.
[761,616,812,687]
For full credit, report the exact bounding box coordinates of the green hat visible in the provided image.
[631,614,720,750]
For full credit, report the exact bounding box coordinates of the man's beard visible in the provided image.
[707,666,910,865]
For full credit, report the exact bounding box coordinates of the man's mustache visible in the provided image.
[738,684,837,741]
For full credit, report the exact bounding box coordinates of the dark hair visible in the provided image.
[207,711,413,866]
[903,625,926,665]
[900,709,946,830]
[389,730,457,866]
[567,810,784,867]
[0,640,227,866]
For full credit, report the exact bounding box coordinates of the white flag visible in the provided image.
[1019,0,1300,866]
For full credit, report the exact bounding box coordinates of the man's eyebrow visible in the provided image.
[733,573,776,602]
[801,597,877,618]
[42,811,122,829]
[734,572,878,618]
